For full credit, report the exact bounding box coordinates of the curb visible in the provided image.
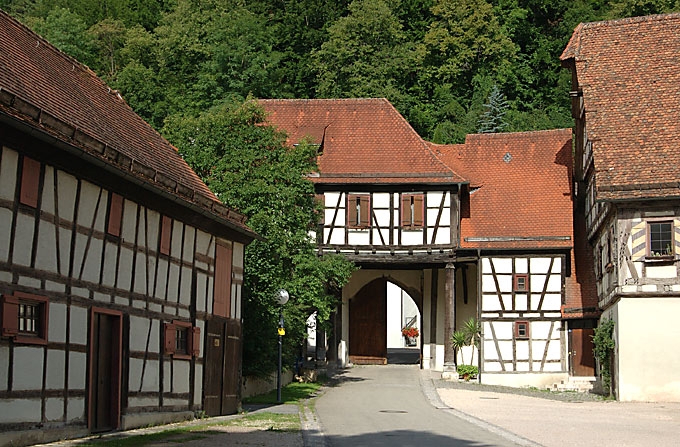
[418,370,544,447]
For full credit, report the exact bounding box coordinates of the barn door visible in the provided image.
[203,318,242,416]
[349,278,387,364]
[89,309,122,432]
[570,327,596,376]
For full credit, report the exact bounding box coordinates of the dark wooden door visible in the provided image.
[571,328,595,376]
[89,310,121,432]
[349,278,387,362]
[222,320,241,414]
[204,318,226,416]
[204,318,242,416]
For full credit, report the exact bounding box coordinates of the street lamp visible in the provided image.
[275,289,289,403]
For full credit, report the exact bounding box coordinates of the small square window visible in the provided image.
[513,274,529,292]
[648,221,674,256]
[1,292,49,345]
[18,302,39,335]
[164,320,200,359]
[515,321,529,339]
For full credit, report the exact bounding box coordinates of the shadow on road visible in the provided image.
[312,429,504,447]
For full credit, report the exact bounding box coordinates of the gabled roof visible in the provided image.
[561,13,680,201]
[435,129,574,250]
[259,98,466,184]
[0,10,255,237]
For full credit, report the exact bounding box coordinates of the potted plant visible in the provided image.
[456,364,478,381]
[450,330,466,368]
[402,326,419,346]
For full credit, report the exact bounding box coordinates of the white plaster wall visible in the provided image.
[481,373,569,388]
[13,347,43,390]
[172,361,190,394]
[0,346,8,391]
[13,213,34,266]
[46,349,66,389]
[0,399,42,423]
[68,352,86,390]
[615,297,680,402]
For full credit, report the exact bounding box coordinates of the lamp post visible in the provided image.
[275,289,289,403]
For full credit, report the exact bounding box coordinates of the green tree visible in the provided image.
[162,100,356,375]
[478,84,509,133]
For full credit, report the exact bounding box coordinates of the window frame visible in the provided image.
[401,193,425,230]
[163,320,200,359]
[1,292,49,345]
[515,321,529,340]
[513,274,529,293]
[347,193,370,229]
[646,219,675,258]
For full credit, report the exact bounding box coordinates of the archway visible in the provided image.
[386,282,421,364]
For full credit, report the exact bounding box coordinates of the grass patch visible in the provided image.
[218,412,300,431]
[78,428,195,447]
[243,381,322,405]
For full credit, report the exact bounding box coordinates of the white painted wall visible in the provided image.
[386,283,420,348]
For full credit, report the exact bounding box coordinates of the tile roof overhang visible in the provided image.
[0,10,257,240]
[561,13,680,202]
[259,98,466,186]
[435,129,574,250]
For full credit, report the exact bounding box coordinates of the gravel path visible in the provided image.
[434,378,605,402]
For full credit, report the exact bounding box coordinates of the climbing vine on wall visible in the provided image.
[592,319,616,397]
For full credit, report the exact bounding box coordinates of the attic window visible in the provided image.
[503,152,512,163]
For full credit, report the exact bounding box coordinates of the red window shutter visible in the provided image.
[413,195,424,227]
[214,243,233,317]
[191,326,201,356]
[163,323,176,354]
[20,157,40,208]
[359,195,370,227]
[1,295,19,337]
[160,216,171,255]
[347,194,358,227]
[107,193,123,236]
[401,195,411,227]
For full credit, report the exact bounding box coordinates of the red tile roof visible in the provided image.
[561,13,680,201]
[259,98,466,184]
[0,10,254,237]
[435,129,574,250]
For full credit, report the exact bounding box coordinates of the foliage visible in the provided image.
[478,84,509,133]
[450,330,467,367]
[243,381,323,405]
[163,99,355,376]
[462,317,481,365]
[592,319,616,397]
[401,327,420,338]
[456,364,478,378]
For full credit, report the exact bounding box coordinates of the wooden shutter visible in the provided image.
[359,195,370,227]
[401,195,411,227]
[107,193,123,236]
[19,156,40,207]
[160,216,171,255]
[191,326,201,356]
[347,194,358,227]
[630,221,646,261]
[214,242,233,318]
[1,295,18,337]
[413,195,424,227]
[163,323,176,354]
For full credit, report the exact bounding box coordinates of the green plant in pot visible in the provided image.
[456,364,478,381]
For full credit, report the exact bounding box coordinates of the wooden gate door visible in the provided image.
[88,309,122,432]
[571,328,596,376]
[349,278,387,364]
[203,318,242,416]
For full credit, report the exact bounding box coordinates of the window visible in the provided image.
[648,221,674,257]
[401,194,424,229]
[347,194,370,229]
[159,215,172,255]
[19,156,40,208]
[515,321,529,339]
[513,274,529,292]
[106,193,123,237]
[1,292,49,345]
[164,320,200,359]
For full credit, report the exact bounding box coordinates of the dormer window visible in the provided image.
[401,194,424,229]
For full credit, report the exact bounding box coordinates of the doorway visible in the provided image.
[569,319,596,376]
[349,278,387,364]
[88,308,122,432]
[203,317,241,416]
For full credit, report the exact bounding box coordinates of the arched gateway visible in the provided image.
[261,98,596,389]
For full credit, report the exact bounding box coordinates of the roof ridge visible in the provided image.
[259,97,389,103]
[0,9,99,79]
[577,11,680,29]
[465,128,572,141]
[380,98,467,182]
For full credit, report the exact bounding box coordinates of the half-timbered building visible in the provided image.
[562,13,680,401]
[0,11,256,445]
[260,99,593,389]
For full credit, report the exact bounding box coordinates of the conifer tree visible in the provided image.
[478,84,509,133]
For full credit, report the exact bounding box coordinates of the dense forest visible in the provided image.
[3,0,679,142]
[3,0,678,375]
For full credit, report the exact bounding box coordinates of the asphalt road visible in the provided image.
[315,365,520,447]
